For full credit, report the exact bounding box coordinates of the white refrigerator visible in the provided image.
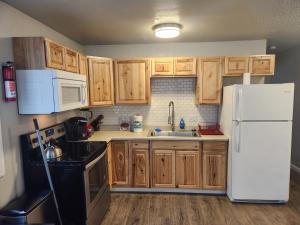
[220,83,294,203]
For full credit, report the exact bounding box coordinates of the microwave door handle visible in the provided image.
[81,85,86,104]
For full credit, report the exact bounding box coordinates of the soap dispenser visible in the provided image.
[179,118,185,130]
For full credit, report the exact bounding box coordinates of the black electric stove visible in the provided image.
[20,123,110,225]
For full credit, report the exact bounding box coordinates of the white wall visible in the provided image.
[84,40,266,58]
[268,47,300,169]
[0,2,82,207]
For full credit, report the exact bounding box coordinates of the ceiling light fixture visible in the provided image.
[153,23,183,39]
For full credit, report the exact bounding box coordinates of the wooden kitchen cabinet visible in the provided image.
[65,48,79,73]
[175,151,200,188]
[79,54,88,75]
[196,57,222,104]
[152,150,175,188]
[110,141,130,186]
[88,57,114,106]
[13,37,83,73]
[45,39,66,70]
[151,58,174,76]
[174,57,197,76]
[249,55,275,76]
[130,141,149,187]
[114,59,150,104]
[224,56,249,76]
[202,142,227,190]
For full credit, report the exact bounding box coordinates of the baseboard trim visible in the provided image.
[111,187,226,195]
[291,164,300,173]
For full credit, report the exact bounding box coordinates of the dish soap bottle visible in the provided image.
[179,118,185,130]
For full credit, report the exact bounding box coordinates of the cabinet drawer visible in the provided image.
[151,141,200,150]
[203,141,227,152]
[130,141,149,149]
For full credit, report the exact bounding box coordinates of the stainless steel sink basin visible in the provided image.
[149,130,200,137]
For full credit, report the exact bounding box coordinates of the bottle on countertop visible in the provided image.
[179,118,185,130]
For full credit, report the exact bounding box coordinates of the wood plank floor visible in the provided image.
[101,171,300,225]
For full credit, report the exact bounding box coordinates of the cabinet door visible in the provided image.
[79,54,88,76]
[196,57,222,104]
[88,57,114,106]
[151,58,174,76]
[115,60,150,104]
[111,141,129,186]
[174,58,196,76]
[249,55,275,76]
[202,150,227,190]
[65,48,79,73]
[132,149,149,187]
[224,57,249,76]
[45,39,65,70]
[152,150,175,188]
[175,151,199,188]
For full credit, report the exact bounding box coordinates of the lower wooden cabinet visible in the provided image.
[132,149,149,187]
[152,150,175,188]
[109,140,227,191]
[110,141,129,186]
[175,151,200,188]
[202,142,227,190]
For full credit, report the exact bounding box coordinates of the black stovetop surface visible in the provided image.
[46,141,107,165]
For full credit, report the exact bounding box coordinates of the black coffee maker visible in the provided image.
[64,117,89,141]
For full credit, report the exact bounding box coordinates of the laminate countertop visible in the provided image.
[88,126,229,143]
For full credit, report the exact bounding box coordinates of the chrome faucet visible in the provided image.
[168,101,175,131]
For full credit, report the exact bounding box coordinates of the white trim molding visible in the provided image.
[291,164,300,173]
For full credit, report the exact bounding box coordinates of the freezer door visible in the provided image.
[230,121,292,201]
[233,84,294,121]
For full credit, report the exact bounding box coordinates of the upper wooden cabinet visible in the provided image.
[151,58,174,76]
[249,55,275,76]
[224,56,249,76]
[78,54,88,76]
[174,57,197,76]
[114,59,150,104]
[88,57,114,106]
[65,48,79,73]
[13,37,82,73]
[45,39,65,70]
[202,142,227,190]
[196,57,222,105]
[151,57,196,76]
[110,141,130,186]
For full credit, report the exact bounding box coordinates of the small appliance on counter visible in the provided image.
[198,123,223,135]
[64,116,89,141]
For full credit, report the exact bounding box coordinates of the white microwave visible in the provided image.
[16,69,88,114]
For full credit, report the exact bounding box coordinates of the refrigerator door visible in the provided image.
[233,84,294,121]
[229,121,292,202]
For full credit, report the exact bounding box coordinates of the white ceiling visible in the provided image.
[3,0,300,51]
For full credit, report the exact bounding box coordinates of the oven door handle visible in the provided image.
[85,149,107,170]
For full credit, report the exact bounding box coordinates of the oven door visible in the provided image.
[84,150,109,214]
[53,78,88,112]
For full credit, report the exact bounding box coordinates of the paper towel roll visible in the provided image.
[132,115,143,132]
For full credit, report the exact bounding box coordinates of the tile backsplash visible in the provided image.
[92,78,218,127]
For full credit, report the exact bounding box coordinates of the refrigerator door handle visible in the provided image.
[235,121,241,152]
[236,89,243,121]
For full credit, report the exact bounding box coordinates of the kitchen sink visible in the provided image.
[149,130,200,137]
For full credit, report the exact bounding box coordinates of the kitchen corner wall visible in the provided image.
[0,2,82,207]
[84,40,267,127]
[267,46,300,169]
